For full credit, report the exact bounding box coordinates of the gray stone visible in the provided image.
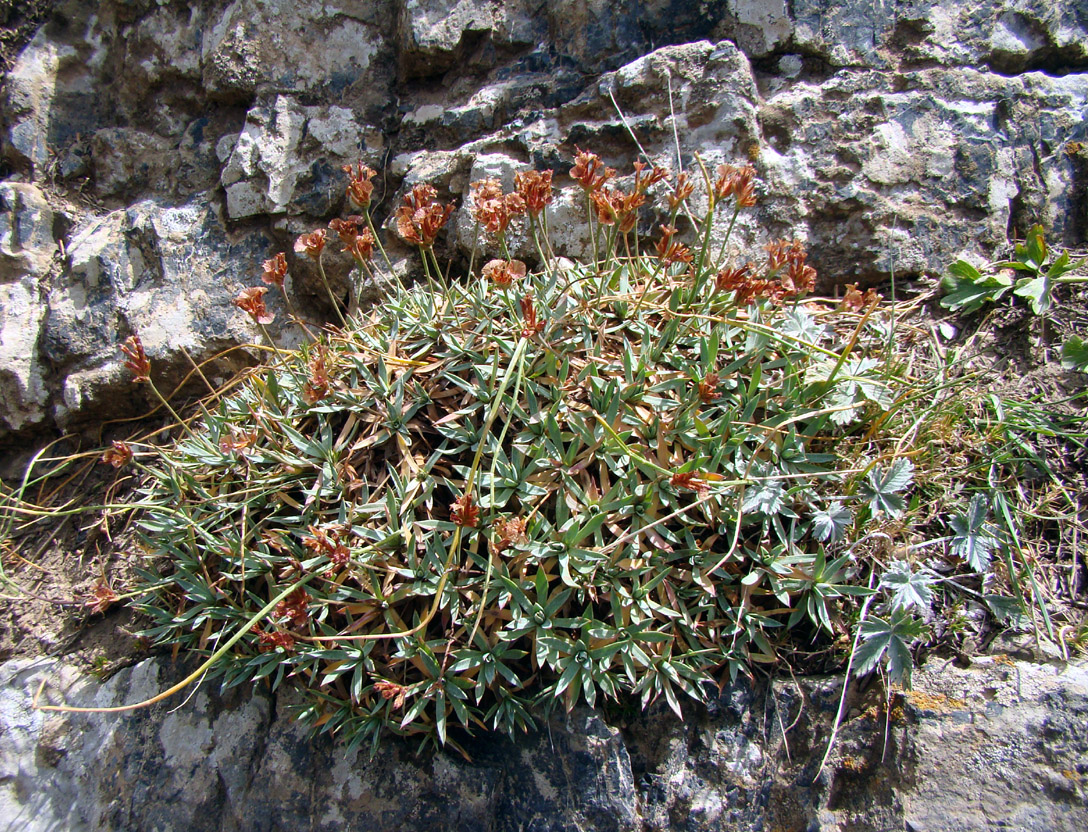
[220,95,384,219]
[1,654,1085,831]
[0,183,55,435]
[201,0,389,103]
[44,195,282,429]
[90,128,175,198]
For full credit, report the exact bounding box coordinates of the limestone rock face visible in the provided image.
[1,655,1085,831]
[0,0,1085,437]
[0,182,55,434]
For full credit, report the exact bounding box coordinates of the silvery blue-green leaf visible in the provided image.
[950,493,1001,573]
[856,375,893,409]
[811,501,853,543]
[852,611,927,685]
[742,472,785,516]
[880,560,934,612]
[860,458,914,518]
[779,308,830,344]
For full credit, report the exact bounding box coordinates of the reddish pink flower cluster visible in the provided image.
[276,588,312,628]
[101,440,133,468]
[840,283,883,311]
[303,524,351,571]
[329,217,375,265]
[714,240,818,304]
[571,148,616,192]
[343,162,378,210]
[395,184,454,248]
[450,493,479,527]
[470,179,526,235]
[233,286,275,324]
[714,164,757,207]
[519,294,545,338]
[257,629,296,652]
[303,345,332,404]
[482,258,526,288]
[261,252,288,289]
[655,225,693,266]
[120,335,151,383]
[514,169,553,216]
[294,229,327,260]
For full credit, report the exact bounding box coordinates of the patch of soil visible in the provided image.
[0,429,155,675]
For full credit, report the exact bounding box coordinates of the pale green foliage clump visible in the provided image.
[130,157,1015,753]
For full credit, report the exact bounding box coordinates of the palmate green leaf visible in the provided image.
[811,501,853,543]
[880,560,934,612]
[808,357,893,425]
[859,458,914,519]
[1012,273,1053,315]
[1060,334,1088,372]
[940,260,1013,314]
[949,493,1002,573]
[741,470,785,516]
[853,611,927,685]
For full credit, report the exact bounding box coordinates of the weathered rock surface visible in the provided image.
[1,654,1085,831]
[1,0,1086,438]
[0,181,55,433]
